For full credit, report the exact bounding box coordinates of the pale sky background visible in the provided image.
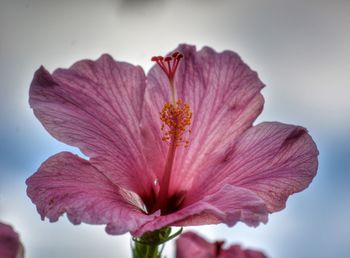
[0,0,349,257]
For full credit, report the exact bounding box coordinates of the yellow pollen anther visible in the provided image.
[160,98,192,147]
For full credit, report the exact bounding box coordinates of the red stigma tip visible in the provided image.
[151,52,184,81]
[177,54,184,60]
[172,52,179,58]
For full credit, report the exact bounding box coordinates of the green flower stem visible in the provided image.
[132,227,182,258]
[133,241,160,258]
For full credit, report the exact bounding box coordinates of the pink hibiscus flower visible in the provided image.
[26,44,318,237]
[0,222,24,258]
[176,231,267,258]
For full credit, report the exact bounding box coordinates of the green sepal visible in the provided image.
[132,227,183,258]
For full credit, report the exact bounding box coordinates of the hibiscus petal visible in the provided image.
[29,55,154,196]
[221,245,267,258]
[133,184,267,236]
[26,152,155,235]
[176,232,267,258]
[222,246,267,258]
[143,44,265,192]
[176,231,215,258]
[0,222,23,258]
[191,122,318,212]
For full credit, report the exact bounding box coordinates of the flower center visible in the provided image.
[151,52,191,214]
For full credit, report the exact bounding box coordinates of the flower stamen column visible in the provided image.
[133,52,190,258]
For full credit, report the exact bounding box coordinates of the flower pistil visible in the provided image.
[151,52,191,214]
[151,52,183,105]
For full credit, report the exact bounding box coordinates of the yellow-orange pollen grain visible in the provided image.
[160,98,192,148]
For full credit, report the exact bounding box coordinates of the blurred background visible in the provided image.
[0,0,349,257]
